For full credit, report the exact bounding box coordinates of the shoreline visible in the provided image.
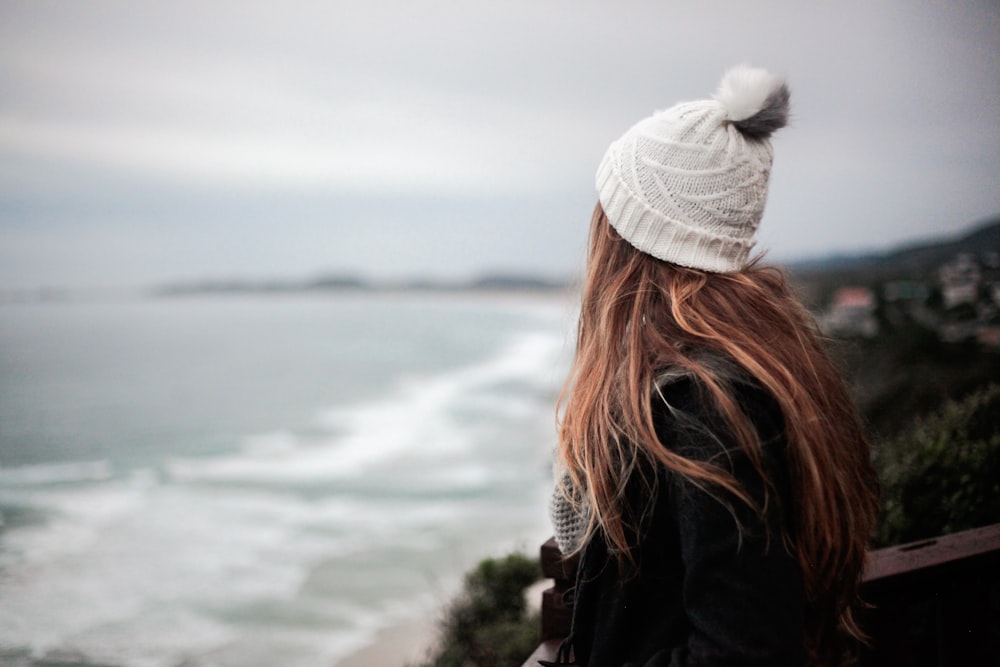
[335,615,439,667]
[333,569,552,667]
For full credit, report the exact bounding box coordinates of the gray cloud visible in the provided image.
[1,0,998,288]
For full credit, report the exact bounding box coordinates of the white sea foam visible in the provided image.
[165,329,567,486]
[0,489,546,665]
[0,459,113,486]
[0,472,448,663]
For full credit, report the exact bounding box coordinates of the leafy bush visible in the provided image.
[874,383,1000,546]
[413,552,542,667]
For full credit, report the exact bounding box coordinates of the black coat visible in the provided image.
[556,376,805,667]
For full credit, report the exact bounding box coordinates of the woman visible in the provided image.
[548,66,880,666]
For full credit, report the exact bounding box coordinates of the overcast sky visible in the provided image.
[1,0,998,289]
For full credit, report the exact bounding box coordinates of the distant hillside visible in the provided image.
[786,216,1000,306]
[152,272,568,297]
[467,273,567,291]
[782,214,1000,440]
[787,216,1000,280]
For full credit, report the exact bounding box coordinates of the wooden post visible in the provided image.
[539,537,578,641]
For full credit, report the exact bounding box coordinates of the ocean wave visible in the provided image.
[165,328,567,486]
[0,464,489,667]
[0,460,113,487]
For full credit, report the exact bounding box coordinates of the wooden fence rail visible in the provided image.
[522,522,1000,667]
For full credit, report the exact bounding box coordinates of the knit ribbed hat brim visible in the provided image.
[596,153,756,273]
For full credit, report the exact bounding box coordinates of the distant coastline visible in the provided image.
[138,214,1000,298]
[3,215,997,304]
[0,274,573,305]
[150,273,571,297]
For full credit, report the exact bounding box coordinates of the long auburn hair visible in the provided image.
[557,204,880,665]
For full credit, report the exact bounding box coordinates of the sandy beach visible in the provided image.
[336,617,439,667]
[334,579,550,667]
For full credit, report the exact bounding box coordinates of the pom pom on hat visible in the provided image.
[595,65,791,273]
[713,64,790,139]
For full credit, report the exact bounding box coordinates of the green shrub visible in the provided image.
[413,552,542,667]
[874,383,1000,546]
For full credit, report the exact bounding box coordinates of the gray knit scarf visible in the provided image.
[549,469,588,555]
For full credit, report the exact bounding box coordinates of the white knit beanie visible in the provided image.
[596,65,790,273]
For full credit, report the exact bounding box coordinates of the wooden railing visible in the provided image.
[522,522,1000,666]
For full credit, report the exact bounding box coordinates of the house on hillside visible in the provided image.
[939,253,981,310]
[821,287,879,338]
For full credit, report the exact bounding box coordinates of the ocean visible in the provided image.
[0,291,575,667]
